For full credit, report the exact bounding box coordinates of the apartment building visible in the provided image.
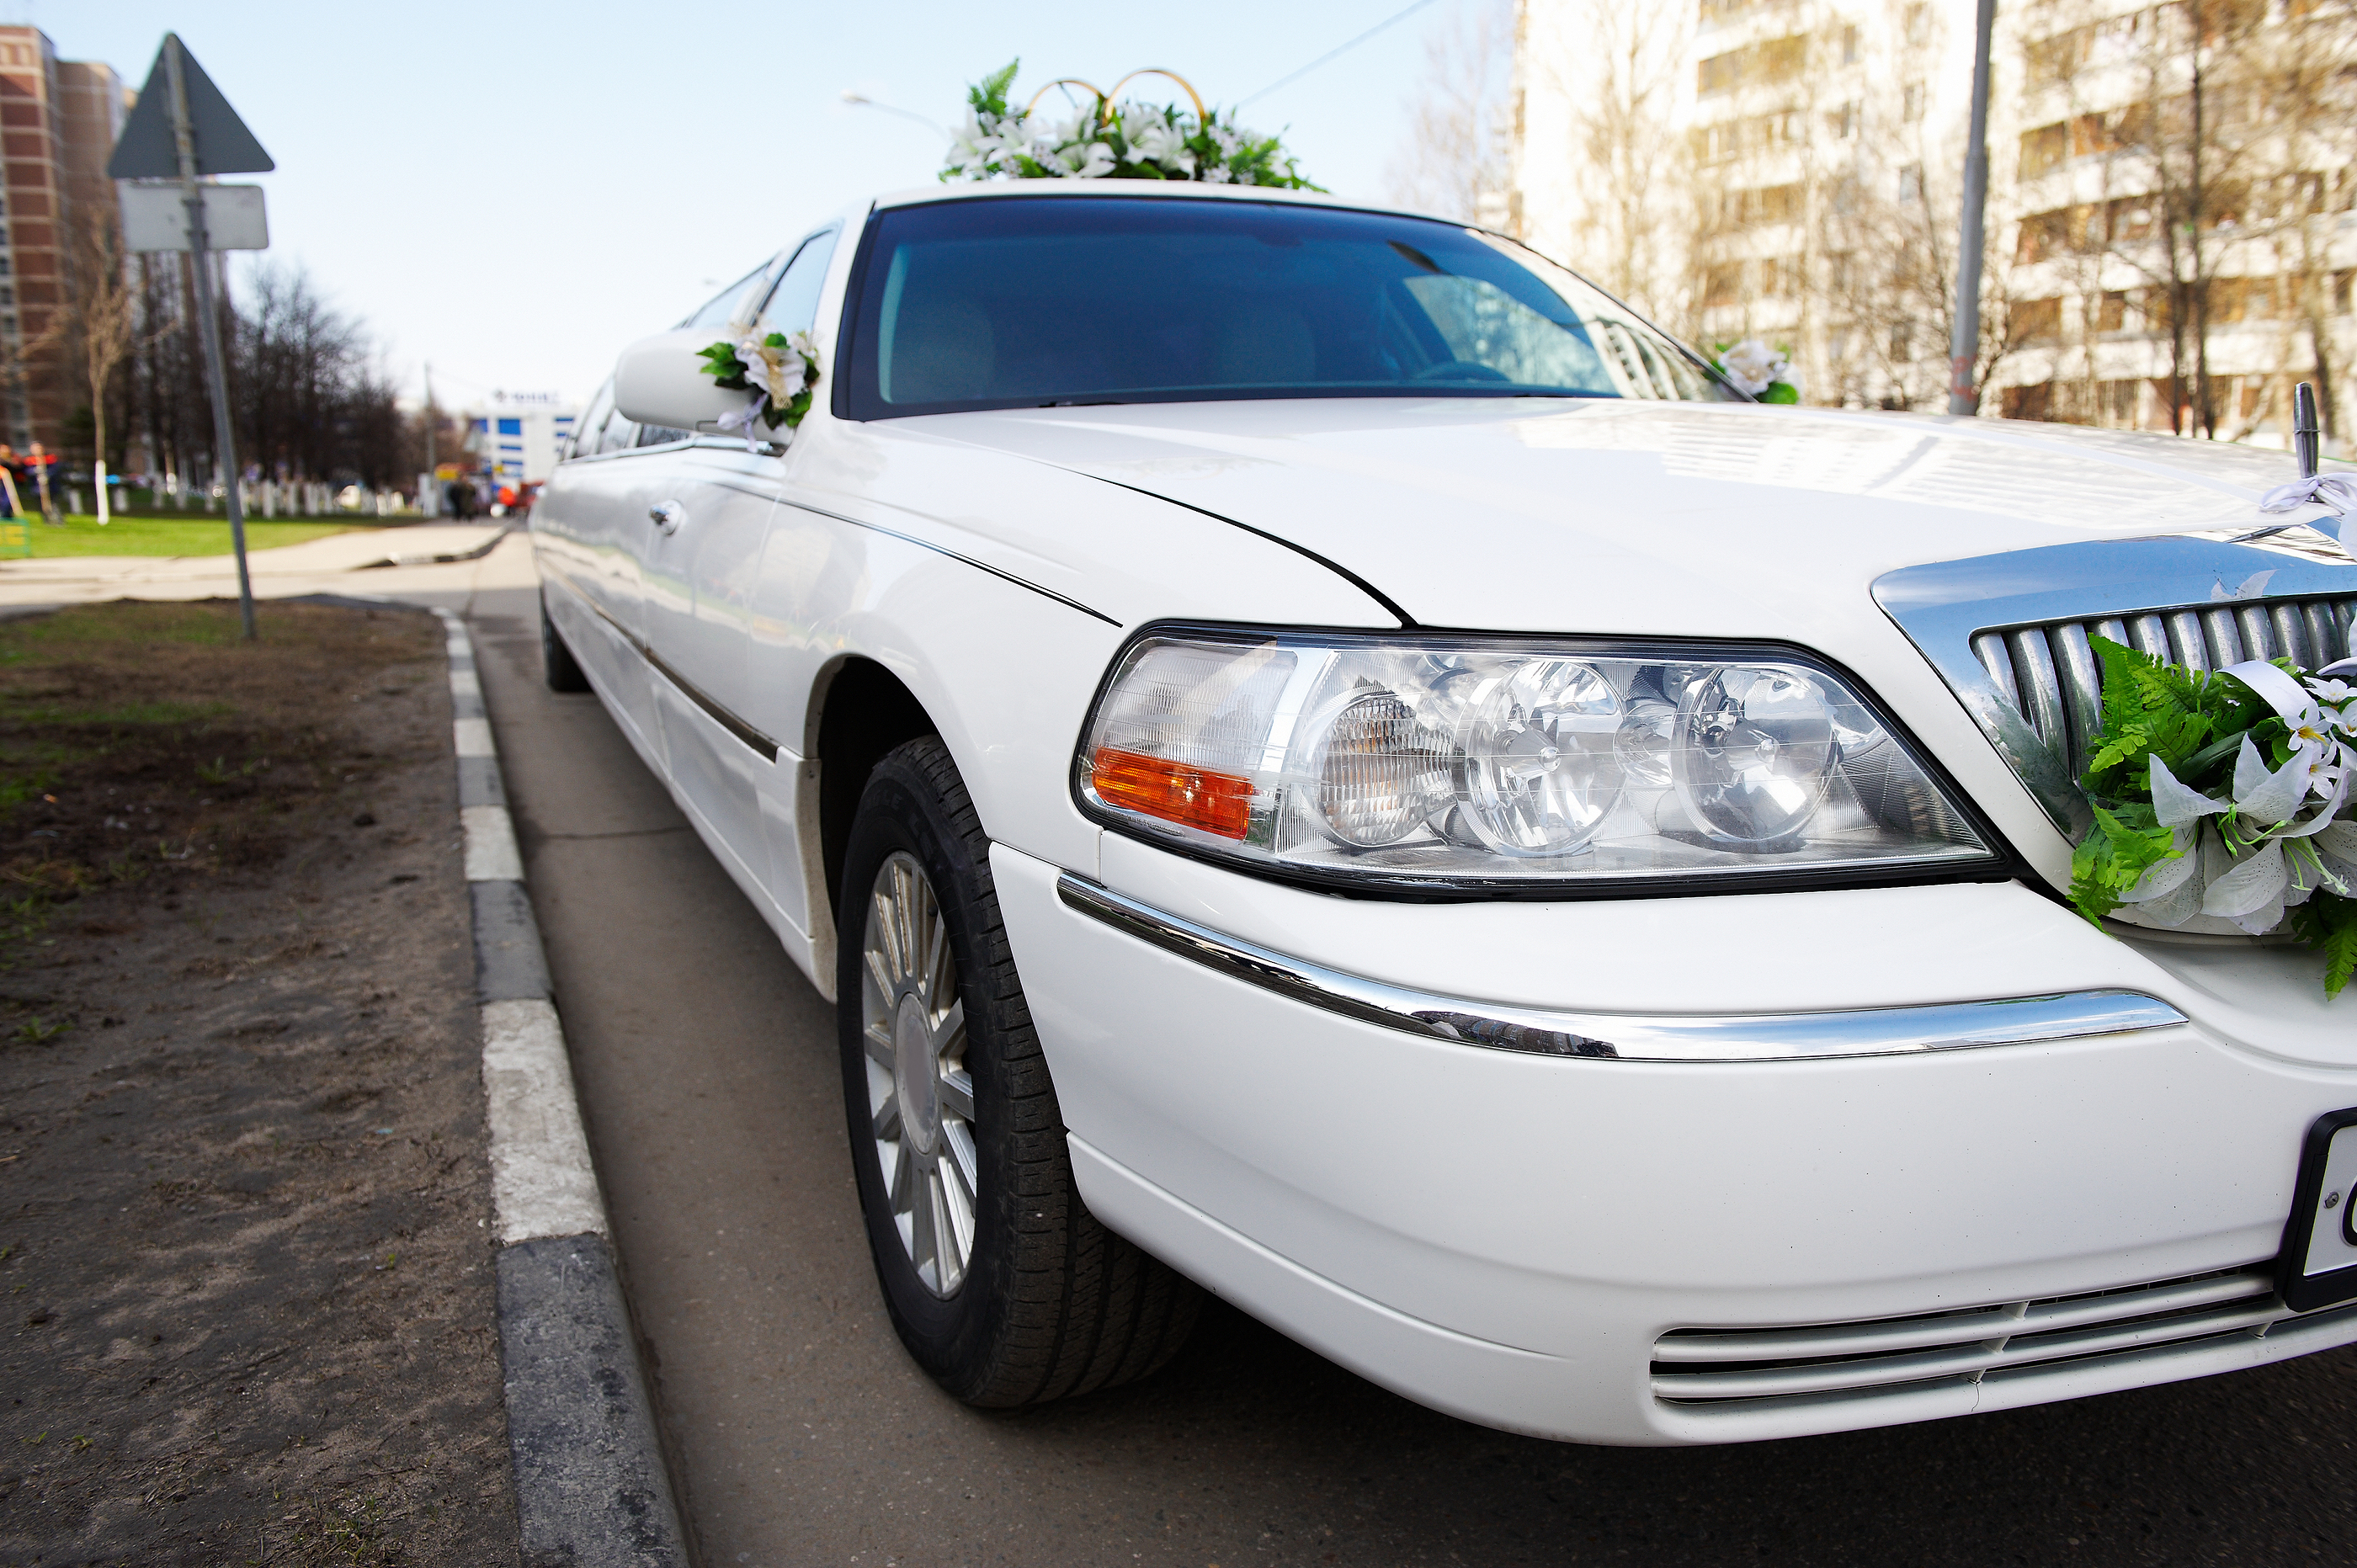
[0,26,129,452]
[1509,0,2357,449]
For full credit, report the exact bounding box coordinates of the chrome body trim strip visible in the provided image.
[577,593,783,762]
[1873,526,2357,836]
[1054,874,2187,1063]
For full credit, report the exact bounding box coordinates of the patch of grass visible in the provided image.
[13,514,368,558]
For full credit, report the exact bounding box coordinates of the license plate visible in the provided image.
[2277,1109,2357,1313]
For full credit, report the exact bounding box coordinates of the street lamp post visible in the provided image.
[1948,0,1999,417]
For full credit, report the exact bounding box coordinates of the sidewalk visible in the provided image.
[0,524,536,607]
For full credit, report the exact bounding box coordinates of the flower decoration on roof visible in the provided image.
[941,61,1319,191]
[2069,635,2357,996]
[696,329,822,446]
[1715,338,1801,404]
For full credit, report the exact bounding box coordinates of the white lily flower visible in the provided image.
[2202,834,2289,926]
[2146,752,2227,827]
[1125,116,1196,174]
[1051,139,1115,178]
[735,336,802,407]
[2231,733,2322,826]
[1201,165,1234,184]
[948,108,1006,178]
[2120,822,2201,903]
[1718,338,1790,397]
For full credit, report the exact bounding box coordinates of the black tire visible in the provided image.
[541,593,591,693]
[837,737,1200,1406]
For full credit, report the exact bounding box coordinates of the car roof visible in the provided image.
[867,178,1450,227]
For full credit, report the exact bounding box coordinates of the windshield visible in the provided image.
[841,197,1736,418]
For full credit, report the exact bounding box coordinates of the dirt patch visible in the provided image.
[0,601,518,1565]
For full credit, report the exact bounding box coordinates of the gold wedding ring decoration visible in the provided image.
[1022,69,1208,129]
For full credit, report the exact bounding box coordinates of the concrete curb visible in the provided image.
[434,608,690,1568]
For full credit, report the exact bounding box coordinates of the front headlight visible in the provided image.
[1075,626,1999,892]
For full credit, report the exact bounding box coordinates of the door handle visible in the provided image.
[649,500,684,534]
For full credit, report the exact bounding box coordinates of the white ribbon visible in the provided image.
[716,393,771,451]
[2259,474,2357,515]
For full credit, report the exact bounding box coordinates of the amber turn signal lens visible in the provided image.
[1089,746,1253,840]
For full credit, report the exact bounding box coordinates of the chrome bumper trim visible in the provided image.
[1055,874,2187,1063]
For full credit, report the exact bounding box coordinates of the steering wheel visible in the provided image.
[1412,360,1512,383]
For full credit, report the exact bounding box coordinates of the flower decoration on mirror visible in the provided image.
[1715,338,1801,404]
[2068,635,2357,996]
[941,60,1319,190]
[696,330,822,445]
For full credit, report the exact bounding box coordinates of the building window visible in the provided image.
[1698,35,1810,97]
[1897,164,1923,203]
[2019,122,2067,179]
[2016,296,2064,341]
[1842,24,1860,63]
[497,417,522,436]
[1902,82,1925,122]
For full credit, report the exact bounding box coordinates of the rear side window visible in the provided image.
[597,406,640,454]
[679,258,776,331]
[754,228,840,336]
[568,381,615,460]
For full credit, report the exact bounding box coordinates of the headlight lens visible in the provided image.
[1077,629,1993,890]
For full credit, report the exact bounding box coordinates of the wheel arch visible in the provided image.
[809,654,939,937]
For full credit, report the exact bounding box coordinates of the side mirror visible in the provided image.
[613,328,755,433]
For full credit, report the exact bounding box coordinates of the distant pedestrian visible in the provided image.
[0,445,19,520]
[25,442,57,524]
[444,477,477,520]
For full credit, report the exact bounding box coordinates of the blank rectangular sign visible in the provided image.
[117,182,269,252]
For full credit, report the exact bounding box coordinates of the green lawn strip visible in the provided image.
[9,513,371,557]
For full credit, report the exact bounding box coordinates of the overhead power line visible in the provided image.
[1237,0,1442,107]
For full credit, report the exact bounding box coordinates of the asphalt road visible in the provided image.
[458,582,2357,1568]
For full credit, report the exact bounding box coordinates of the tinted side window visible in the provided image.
[568,381,614,460]
[680,258,777,331]
[755,228,840,335]
[597,407,640,454]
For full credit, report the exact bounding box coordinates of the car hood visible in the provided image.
[910,397,2328,640]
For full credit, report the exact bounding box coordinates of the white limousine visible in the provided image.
[532,179,2357,1446]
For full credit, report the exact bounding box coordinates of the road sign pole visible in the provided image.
[164,34,256,640]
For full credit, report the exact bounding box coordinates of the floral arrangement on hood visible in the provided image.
[2070,634,2357,995]
[1715,338,1801,404]
[696,329,822,444]
[941,61,1319,190]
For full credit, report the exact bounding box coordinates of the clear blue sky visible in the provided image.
[48,1,1465,409]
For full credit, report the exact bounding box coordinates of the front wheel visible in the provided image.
[838,737,1200,1406]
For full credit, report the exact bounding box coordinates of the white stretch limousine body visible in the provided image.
[531,179,2357,1445]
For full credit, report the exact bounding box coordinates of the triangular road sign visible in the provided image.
[105,36,274,180]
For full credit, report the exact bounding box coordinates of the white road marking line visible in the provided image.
[455,718,497,757]
[481,997,608,1244]
[464,805,525,882]
[450,668,483,699]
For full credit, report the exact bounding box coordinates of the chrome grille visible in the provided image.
[1653,1264,2300,1410]
[1971,597,2357,785]
[1873,530,2357,836]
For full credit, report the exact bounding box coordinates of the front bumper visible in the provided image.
[992,839,2357,1445]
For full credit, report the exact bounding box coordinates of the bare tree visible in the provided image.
[47,210,146,523]
[1551,0,1691,319]
[1386,0,1515,226]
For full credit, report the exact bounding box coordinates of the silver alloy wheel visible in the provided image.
[860,850,978,1296]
